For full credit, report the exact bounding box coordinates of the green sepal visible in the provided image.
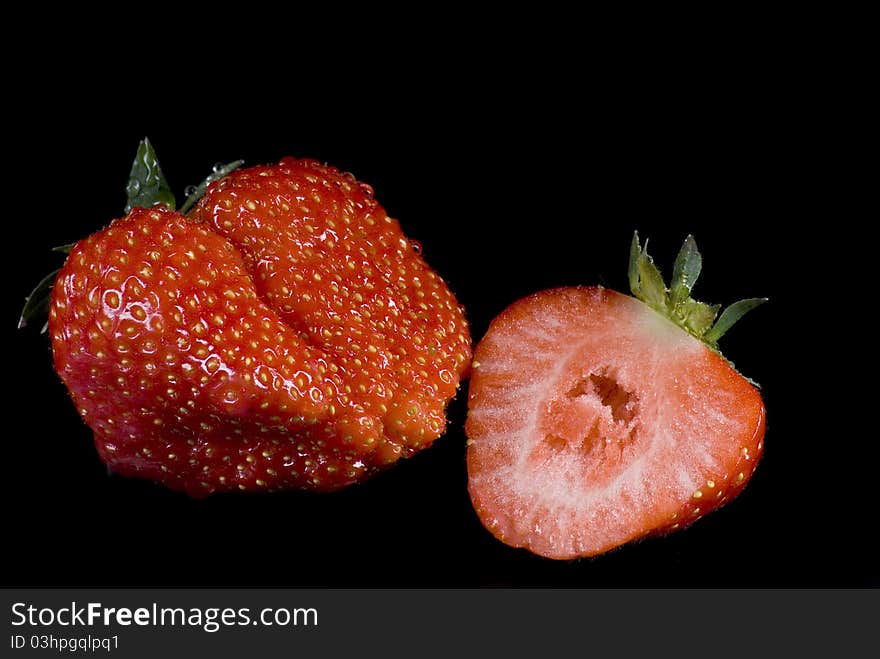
[51,243,75,254]
[628,232,766,358]
[670,235,701,308]
[679,298,720,338]
[18,268,60,332]
[179,160,245,214]
[629,234,668,312]
[628,232,641,296]
[125,137,175,213]
[704,297,768,345]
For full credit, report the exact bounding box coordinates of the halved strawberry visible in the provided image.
[465,235,766,559]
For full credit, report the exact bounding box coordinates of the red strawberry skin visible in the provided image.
[50,207,346,496]
[49,161,470,497]
[193,158,472,462]
[465,287,765,559]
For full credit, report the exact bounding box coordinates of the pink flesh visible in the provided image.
[466,287,765,559]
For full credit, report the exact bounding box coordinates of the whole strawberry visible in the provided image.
[42,142,471,496]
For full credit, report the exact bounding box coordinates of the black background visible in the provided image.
[5,38,872,588]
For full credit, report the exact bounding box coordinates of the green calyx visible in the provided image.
[629,232,767,352]
[180,160,244,214]
[124,137,176,213]
[18,138,244,333]
[124,137,244,214]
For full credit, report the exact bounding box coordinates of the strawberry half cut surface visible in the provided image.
[465,235,766,559]
[40,141,471,496]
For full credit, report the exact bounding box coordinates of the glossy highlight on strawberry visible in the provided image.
[47,156,471,496]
